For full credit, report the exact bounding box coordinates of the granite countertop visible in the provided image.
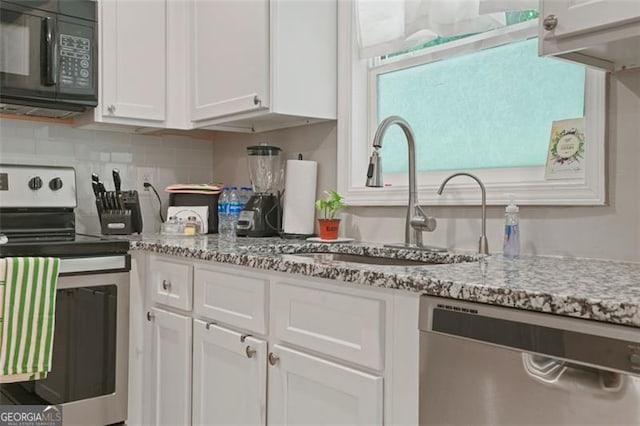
[129,234,640,329]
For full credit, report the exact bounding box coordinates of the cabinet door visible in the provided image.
[189,0,269,122]
[192,320,267,425]
[267,345,383,425]
[150,308,192,426]
[101,0,166,121]
[541,0,640,39]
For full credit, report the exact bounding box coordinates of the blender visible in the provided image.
[236,145,284,237]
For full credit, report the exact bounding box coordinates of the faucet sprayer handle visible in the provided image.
[411,216,437,232]
[366,149,383,187]
[410,206,437,232]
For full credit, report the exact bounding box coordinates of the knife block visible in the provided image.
[100,211,133,235]
[122,190,143,233]
[98,190,143,235]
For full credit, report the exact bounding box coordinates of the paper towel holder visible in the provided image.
[280,153,317,239]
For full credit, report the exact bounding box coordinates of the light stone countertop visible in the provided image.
[128,234,640,329]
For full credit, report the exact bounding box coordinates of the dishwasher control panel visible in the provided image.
[420,297,640,377]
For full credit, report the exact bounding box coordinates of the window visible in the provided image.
[377,37,585,174]
[337,3,606,207]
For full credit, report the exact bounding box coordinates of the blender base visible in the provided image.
[236,194,281,237]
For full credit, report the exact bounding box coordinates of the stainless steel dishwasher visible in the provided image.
[419,296,640,425]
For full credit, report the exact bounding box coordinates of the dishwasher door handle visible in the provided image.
[522,353,625,393]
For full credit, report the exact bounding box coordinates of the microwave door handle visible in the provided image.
[43,17,57,86]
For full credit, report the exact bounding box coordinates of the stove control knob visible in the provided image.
[28,176,43,190]
[49,177,63,191]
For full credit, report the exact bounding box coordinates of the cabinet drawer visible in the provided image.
[150,257,194,311]
[271,282,385,370]
[194,265,267,334]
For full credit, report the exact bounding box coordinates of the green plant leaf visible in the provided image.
[315,190,345,219]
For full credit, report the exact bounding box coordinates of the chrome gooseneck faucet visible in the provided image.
[366,116,437,248]
[437,172,489,255]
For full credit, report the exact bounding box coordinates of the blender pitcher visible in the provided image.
[236,145,284,237]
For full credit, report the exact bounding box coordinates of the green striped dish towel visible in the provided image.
[0,257,59,383]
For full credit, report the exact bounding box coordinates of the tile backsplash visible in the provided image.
[0,118,215,234]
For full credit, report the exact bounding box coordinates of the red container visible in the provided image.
[317,219,341,240]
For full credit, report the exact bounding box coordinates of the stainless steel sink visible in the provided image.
[287,252,443,266]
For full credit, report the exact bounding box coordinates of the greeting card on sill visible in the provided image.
[545,117,586,180]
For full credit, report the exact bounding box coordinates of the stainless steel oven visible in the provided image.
[0,164,130,426]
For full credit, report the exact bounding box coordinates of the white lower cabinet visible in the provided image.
[192,320,267,425]
[267,344,383,425]
[134,255,417,425]
[192,324,382,426]
[149,307,192,426]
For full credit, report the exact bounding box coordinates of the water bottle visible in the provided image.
[503,200,520,259]
[239,186,252,208]
[218,188,234,240]
[227,187,242,240]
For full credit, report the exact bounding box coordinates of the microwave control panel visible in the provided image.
[59,33,92,89]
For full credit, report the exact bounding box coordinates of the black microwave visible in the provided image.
[0,0,97,118]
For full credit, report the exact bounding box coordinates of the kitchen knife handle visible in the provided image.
[101,193,109,212]
[95,198,104,218]
[91,181,100,197]
[112,168,121,193]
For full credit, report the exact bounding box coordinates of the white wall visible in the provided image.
[212,69,640,262]
[210,121,337,197]
[1,69,637,262]
[0,119,214,234]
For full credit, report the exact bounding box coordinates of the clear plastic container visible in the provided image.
[183,216,201,236]
[503,200,520,259]
[161,216,181,235]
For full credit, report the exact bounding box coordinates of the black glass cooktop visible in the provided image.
[0,234,130,257]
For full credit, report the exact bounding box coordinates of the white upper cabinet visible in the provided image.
[97,0,166,125]
[539,0,640,70]
[80,0,336,133]
[189,0,337,132]
[190,0,270,122]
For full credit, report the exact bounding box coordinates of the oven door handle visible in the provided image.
[43,16,58,86]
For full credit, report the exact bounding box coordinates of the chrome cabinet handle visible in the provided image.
[268,352,279,366]
[146,311,155,322]
[543,15,558,31]
[107,104,116,113]
[246,346,256,358]
[162,279,171,291]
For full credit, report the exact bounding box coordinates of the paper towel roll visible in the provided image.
[283,159,318,235]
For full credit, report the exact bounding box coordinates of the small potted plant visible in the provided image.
[315,190,345,240]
